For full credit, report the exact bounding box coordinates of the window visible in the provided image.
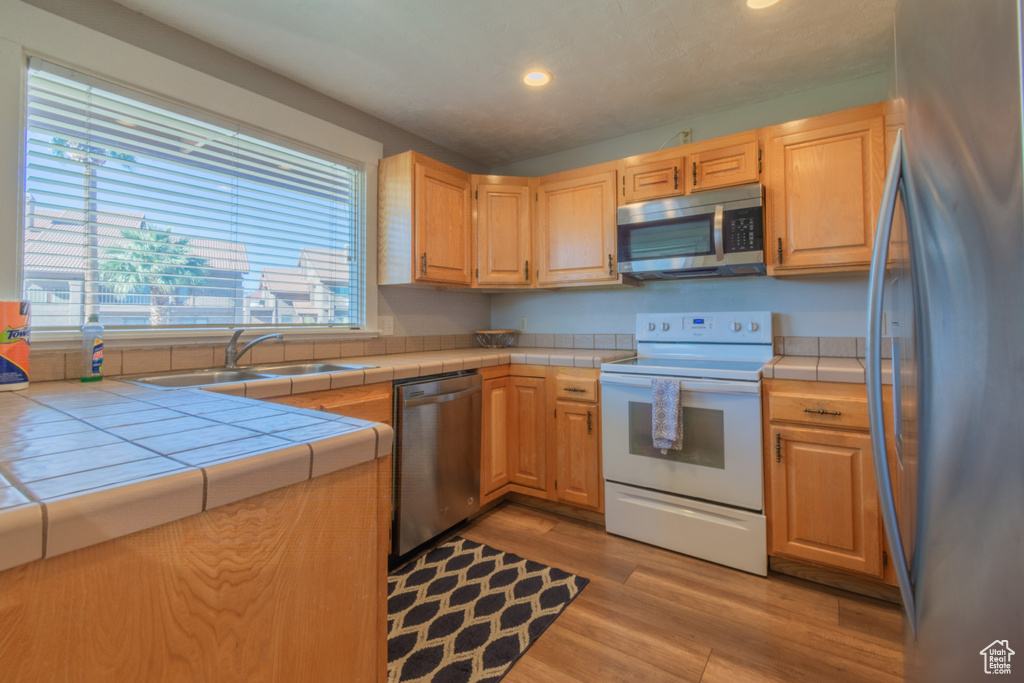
[23,61,365,332]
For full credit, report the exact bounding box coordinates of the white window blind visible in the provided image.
[23,61,365,331]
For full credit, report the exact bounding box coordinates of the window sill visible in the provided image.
[29,326,381,352]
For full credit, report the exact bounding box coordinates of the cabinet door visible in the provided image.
[475,179,532,286]
[688,140,760,193]
[535,169,619,285]
[622,156,684,203]
[553,399,601,509]
[508,376,547,490]
[767,105,885,274]
[768,424,882,576]
[267,382,392,426]
[481,377,511,495]
[415,160,472,284]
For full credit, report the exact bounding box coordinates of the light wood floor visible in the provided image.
[456,502,905,683]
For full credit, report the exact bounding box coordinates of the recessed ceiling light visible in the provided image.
[746,0,780,8]
[523,70,552,87]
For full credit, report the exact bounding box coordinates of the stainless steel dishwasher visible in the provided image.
[392,371,481,557]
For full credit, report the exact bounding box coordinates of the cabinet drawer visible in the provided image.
[552,376,597,402]
[767,392,868,430]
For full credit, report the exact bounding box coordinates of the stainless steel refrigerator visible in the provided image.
[867,0,1024,680]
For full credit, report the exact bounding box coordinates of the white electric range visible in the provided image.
[599,311,773,576]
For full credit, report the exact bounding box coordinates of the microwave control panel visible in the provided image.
[636,311,772,344]
[724,207,763,253]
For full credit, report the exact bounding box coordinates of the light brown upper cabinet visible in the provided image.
[378,151,472,286]
[766,103,885,275]
[622,154,685,203]
[619,130,762,204]
[535,163,621,286]
[686,134,762,194]
[472,175,533,287]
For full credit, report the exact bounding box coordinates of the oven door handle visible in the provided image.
[599,373,761,395]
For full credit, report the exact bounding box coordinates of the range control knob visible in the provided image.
[648,322,656,331]
[732,322,742,331]
[749,322,760,332]
[662,322,671,331]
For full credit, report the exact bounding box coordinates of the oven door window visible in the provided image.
[619,215,713,261]
[627,402,724,469]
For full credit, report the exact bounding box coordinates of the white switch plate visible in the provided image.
[379,316,394,336]
[519,317,528,333]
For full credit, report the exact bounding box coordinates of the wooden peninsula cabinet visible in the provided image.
[479,365,603,513]
[765,103,886,275]
[378,151,472,286]
[267,381,392,426]
[764,378,899,587]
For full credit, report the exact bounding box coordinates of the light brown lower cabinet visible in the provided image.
[508,375,548,491]
[552,398,601,509]
[480,365,602,512]
[764,379,898,584]
[768,424,882,576]
[267,381,392,425]
[481,376,512,495]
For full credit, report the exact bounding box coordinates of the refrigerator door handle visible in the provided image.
[867,128,917,635]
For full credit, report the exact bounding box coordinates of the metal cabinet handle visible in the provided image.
[775,432,781,462]
[673,166,679,190]
[587,410,592,434]
[421,252,427,274]
[524,260,529,281]
[867,127,916,634]
[803,408,841,416]
[563,387,586,393]
[608,253,614,275]
[692,162,697,187]
[776,238,783,265]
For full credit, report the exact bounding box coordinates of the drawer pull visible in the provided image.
[804,408,842,416]
[775,432,781,462]
[563,387,586,393]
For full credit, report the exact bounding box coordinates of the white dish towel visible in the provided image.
[652,378,684,454]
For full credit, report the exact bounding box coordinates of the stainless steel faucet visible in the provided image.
[225,329,284,368]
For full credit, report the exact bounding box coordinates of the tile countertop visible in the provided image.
[0,347,633,574]
[763,355,894,384]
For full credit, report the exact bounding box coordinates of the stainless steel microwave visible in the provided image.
[616,183,766,279]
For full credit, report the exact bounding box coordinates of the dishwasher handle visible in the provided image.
[403,384,481,408]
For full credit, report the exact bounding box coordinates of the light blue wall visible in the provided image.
[491,73,888,177]
[491,273,869,338]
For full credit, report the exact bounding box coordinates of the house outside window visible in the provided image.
[23,61,367,333]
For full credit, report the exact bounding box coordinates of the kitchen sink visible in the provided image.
[123,362,377,388]
[255,362,373,376]
[128,368,272,388]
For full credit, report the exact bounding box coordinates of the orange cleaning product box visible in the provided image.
[0,301,30,391]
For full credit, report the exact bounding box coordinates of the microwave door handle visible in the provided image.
[713,205,725,261]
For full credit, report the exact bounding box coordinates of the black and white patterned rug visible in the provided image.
[387,536,589,683]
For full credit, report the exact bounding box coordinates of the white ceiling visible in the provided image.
[109,0,897,168]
